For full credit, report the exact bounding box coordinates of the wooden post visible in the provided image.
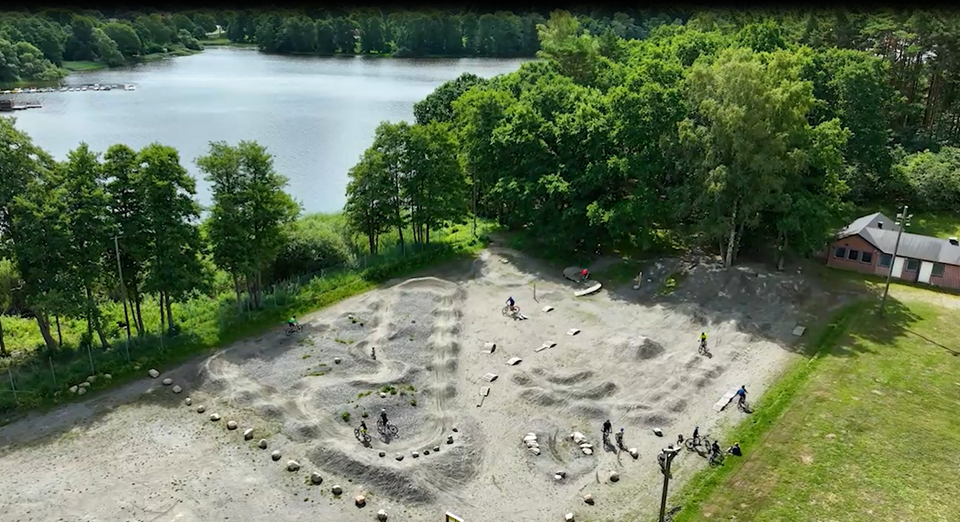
[8,368,17,404]
[49,356,57,387]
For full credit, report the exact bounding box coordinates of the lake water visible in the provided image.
[7,48,528,213]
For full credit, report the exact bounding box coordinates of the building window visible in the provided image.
[932,263,946,277]
[906,258,919,271]
[861,252,873,263]
[848,249,859,261]
[834,246,846,258]
[879,254,892,268]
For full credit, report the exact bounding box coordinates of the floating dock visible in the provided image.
[0,99,42,112]
[0,83,136,95]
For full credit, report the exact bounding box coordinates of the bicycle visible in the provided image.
[698,339,710,356]
[737,398,752,413]
[285,323,303,336]
[377,418,399,437]
[501,304,520,317]
[354,427,371,445]
[684,434,705,452]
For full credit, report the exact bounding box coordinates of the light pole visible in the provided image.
[657,445,682,522]
[879,205,912,317]
[113,234,132,362]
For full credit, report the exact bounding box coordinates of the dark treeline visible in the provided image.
[345,9,960,274]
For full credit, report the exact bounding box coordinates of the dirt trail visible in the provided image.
[0,247,842,522]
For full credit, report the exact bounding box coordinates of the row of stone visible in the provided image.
[167,374,388,519]
[68,373,113,395]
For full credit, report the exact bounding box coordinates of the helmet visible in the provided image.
[620,428,624,432]
[381,409,386,413]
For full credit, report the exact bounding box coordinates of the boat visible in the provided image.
[60,87,67,92]
[80,86,87,91]
[124,84,136,91]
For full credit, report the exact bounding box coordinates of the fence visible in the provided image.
[0,227,479,415]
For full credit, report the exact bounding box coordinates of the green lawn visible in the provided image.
[670,297,960,522]
[203,37,257,47]
[62,60,107,72]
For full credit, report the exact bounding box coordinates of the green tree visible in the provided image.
[136,144,205,332]
[0,259,20,357]
[358,13,388,54]
[91,28,125,66]
[333,17,358,53]
[61,144,113,349]
[196,141,299,309]
[413,72,488,125]
[402,122,468,245]
[104,144,149,337]
[344,149,395,254]
[103,22,142,57]
[536,11,600,85]
[316,20,336,54]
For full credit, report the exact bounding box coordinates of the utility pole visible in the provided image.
[113,235,132,362]
[879,205,911,317]
[658,445,681,522]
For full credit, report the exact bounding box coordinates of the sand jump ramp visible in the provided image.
[575,283,602,297]
[713,387,740,411]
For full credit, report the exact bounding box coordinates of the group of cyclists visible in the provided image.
[682,425,743,464]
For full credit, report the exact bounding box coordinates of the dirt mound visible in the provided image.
[306,445,436,504]
[543,370,594,385]
[518,388,566,408]
[612,336,666,361]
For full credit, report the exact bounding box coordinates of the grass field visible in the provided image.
[670,295,960,522]
[62,61,106,72]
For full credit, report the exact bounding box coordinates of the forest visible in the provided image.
[346,9,960,270]
[0,7,669,83]
[5,8,960,413]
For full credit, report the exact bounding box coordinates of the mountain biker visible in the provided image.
[692,425,700,442]
[506,296,516,312]
[380,408,388,426]
[288,316,299,327]
[581,268,589,281]
[699,332,707,350]
[736,385,747,406]
[615,427,624,448]
[710,440,721,457]
[359,420,368,435]
[602,419,612,436]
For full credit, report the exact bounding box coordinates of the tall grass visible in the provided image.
[0,219,497,419]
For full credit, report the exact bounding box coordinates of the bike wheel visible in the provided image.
[354,428,361,441]
[502,306,509,316]
[685,438,696,451]
[388,424,398,436]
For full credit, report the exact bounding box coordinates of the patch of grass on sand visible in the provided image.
[340,411,350,423]
[380,385,397,395]
[668,298,960,522]
[592,258,645,286]
[62,60,106,72]
[656,271,686,296]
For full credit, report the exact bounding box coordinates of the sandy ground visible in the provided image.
[0,247,847,522]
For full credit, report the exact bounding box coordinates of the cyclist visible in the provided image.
[359,420,368,435]
[505,296,517,313]
[615,427,624,448]
[602,419,612,436]
[736,385,747,406]
[380,408,388,426]
[580,268,589,281]
[699,332,707,351]
[710,440,721,458]
[692,425,699,440]
[288,315,299,328]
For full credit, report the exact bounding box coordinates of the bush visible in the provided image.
[896,147,960,212]
[340,411,351,423]
[270,213,354,281]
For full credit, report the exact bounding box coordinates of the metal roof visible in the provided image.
[839,212,960,265]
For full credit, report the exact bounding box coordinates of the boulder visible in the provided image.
[452,427,459,432]
[310,472,323,485]
[446,435,454,444]
[379,392,387,398]
[172,385,182,394]
[565,514,575,522]
[271,450,281,461]
[354,495,366,507]
[226,421,238,430]
[185,398,192,406]
[578,443,592,450]
[423,449,430,455]
[286,460,300,472]
[653,428,663,437]
[628,448,639,459]
[103,374,112,380]
[162,378,173,386]
[609,471,619,483]
[331,485,343,495]
[583,494,594,505]
[210,413,221,422]
[243,428,254,440]
[412,451,419,458]
[69,385,78,394]
[87,375,96,383]
[258,439,268,449]
[334,357,342,364]
[377,509,388,521]
[582,448,593,455]
[571,432,587,444]
[79,382,91,388]
[523,434,538,443]
[78,387,87,396]
[554,474,563,481]
[148,369,160,378]
[395,454,404,461]
[433,446,440,452]
[555,470,566,478]
[529,447,541,456]
[197,405,206,413]
[379,451,386,457]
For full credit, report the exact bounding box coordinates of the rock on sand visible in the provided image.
[78,387,87,396]
[184,398,192,406]
[609,471,620,482]
[286,460,300,472]
[172,385,182,394]
[162,377,173,386]
[310,472,323,485]
[69,385,78,394]
[209,414,221,422]
[258,439,268,449]
[196,405,206,413]
[332,484,343,495]
[148,369,160,378]
[354,495,366,507]
[243,428,254,440]
[583,494,594,505]
[628,448,638,458]
[377,509,388,521]
[226,421,238,430]
[271,450,281,461]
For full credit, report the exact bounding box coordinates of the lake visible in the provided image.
[7,48,529,213]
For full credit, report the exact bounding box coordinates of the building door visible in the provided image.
[892,257,905,278]
[919,261,934,284]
